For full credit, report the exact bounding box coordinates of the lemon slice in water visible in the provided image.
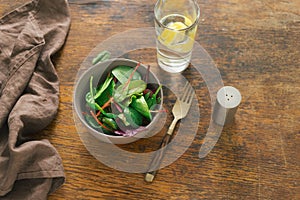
[159,15,195,52]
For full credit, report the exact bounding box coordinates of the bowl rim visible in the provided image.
[73,58,163,139]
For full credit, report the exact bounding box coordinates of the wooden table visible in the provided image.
[1,0,299,199]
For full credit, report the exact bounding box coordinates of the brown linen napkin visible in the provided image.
[0,0,70,199]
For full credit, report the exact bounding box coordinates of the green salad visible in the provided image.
[84,60,162,137]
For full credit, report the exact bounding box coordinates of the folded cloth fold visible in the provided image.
[0,0,70,199]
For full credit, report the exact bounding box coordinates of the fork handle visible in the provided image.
[145,118,178,182]
[167,118,178,135]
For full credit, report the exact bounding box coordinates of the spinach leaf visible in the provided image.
[96,78,115,106]
[127,80,147,96]
[113,83,129,103]
[131,95,152,121]
[102,117,118,130]
[86,78,101,110]
[113,80,147,102]
[144,91,151,101]
[123,107,143,128]
[85,115,102,129]
[117,113,130,126]
[112,66,141,84]
[86,92,100,110]
[92,50,111,65]
[94,75,113,99]
[122,96,134,107]
[146,85,162,109]
[101,111,117,119]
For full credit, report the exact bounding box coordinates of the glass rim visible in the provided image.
[154,0,200,32]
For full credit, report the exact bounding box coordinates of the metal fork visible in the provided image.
[145,82,194,182]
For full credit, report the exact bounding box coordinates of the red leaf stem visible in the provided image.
[90,110,113,132]
[123,62,141,90]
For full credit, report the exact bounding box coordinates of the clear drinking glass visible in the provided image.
[154,0,200,73]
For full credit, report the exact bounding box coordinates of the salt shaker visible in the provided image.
[213,86,242,126]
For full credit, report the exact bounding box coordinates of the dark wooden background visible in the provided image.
[1,0,299,199]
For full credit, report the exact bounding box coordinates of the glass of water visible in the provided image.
[154,0,200,73]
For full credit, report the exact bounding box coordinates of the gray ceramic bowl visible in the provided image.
[73,58,163,144]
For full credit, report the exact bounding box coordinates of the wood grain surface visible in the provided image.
[1,0,299,199]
